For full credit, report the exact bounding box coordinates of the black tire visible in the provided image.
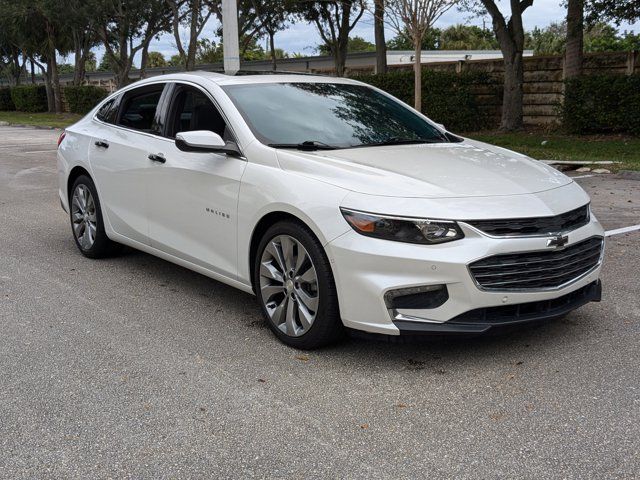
[254,220,343,349]
[69,175,119,258]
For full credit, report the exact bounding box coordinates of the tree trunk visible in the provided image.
[73,34,90,85]
[140,46,149,78]
[564,0,584,78]
[73,34,82,85]
[73,56,83,85]
[117,28,130,87]
[44,58,55,113]
[414,38,422,111]
[11,50,22,85]
[374,0,387,74]
[186,0,200,70]
[80,43,91,82]
[118,67,131,88]
[335,2,352,77]
[74,55,87,86]
[49,50,63,113]
[115,58,132,88]
[500,49,524,131]
[51,62,62,114]
[482,0,532,130]
[334,43,347,77]
[30,61,35,84]
[45,22,63,113]
[269,31,277,71]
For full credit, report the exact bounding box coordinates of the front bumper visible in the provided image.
[326,218,605,335]
[394,280,601,335]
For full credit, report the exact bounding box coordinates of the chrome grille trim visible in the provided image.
[468,237,604,292]
[464,204,590,238]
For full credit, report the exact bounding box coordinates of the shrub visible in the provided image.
[351,69,494,132]
[64,85,108,114]
[11,85,48,112]
[0,87,15,110]
[562,74,640,135]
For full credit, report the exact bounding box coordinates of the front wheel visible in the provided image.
[254,221,343,349]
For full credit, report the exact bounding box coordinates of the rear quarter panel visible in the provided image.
[57,117,94,212]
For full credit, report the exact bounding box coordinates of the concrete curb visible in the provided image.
[541,160,621,165]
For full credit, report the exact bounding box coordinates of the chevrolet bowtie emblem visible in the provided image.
[547,235,569,249]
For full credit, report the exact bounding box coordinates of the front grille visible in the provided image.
[469,237,603,291]
[466,204,590,236]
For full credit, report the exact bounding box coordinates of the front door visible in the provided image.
[146,84,246,280]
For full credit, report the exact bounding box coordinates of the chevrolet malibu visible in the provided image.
[57,72,605,348]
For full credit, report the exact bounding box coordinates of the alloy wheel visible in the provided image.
[71,184,97,250]
[259,235,319,337]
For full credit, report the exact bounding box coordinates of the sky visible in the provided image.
[85,0,640,67]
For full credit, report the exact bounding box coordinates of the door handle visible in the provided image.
[148,153,166,164]
[94,140,109,149]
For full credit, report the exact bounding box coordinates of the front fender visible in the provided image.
[236,162,350,286]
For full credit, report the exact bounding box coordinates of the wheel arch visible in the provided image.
[67,166,92,200]
[248,210,327,293]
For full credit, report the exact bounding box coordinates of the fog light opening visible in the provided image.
[384,284,449,310]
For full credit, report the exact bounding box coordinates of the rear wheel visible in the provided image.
[254,221,343,349]
[70,175,119,258]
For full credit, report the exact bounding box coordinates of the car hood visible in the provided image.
[275,139,572,198]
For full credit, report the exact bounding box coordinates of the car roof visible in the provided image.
[129,71,363,88]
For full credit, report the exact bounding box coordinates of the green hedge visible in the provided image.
[11,85,48,112]
[352,69,494,132]
[0,87,15,110]
[562,74,640,135]
[64,85,108,114]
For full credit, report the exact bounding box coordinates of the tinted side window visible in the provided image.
[118,87,164,134]
[96,96,120,124]
[167,86,228,140]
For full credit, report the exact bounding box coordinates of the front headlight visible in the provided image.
[340,208,464,245]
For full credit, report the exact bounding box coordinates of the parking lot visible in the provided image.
[0,125,638,478]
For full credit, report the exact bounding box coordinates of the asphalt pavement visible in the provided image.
[0,126,638,479]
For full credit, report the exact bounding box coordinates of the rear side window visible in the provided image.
[96,96,120,124]
[117,85,165,134]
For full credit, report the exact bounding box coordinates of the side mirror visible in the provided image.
[175,130,241,157]
[434,122,446,131]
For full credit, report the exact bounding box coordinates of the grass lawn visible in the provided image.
[467,131,640,171]
[0,111,82,129]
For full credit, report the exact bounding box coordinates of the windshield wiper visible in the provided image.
[267,140,340,151]
[351,137,444,148]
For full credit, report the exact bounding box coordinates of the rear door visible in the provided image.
[89,83,169,245]
[146,82,246,279]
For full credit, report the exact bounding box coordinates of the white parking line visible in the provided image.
[572,174,595,179]
[22,149,57,153]
[605,224,640,237]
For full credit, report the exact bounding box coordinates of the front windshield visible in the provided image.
[221,82,446,149]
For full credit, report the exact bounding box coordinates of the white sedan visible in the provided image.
[57,72,605,348]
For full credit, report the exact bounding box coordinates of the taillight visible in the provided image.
[57,131,66,148]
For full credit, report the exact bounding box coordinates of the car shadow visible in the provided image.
[96,245,592,370]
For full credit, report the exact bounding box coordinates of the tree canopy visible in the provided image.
[527,21,640,55]
[586,0,640,25]
[318,36,375,55]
